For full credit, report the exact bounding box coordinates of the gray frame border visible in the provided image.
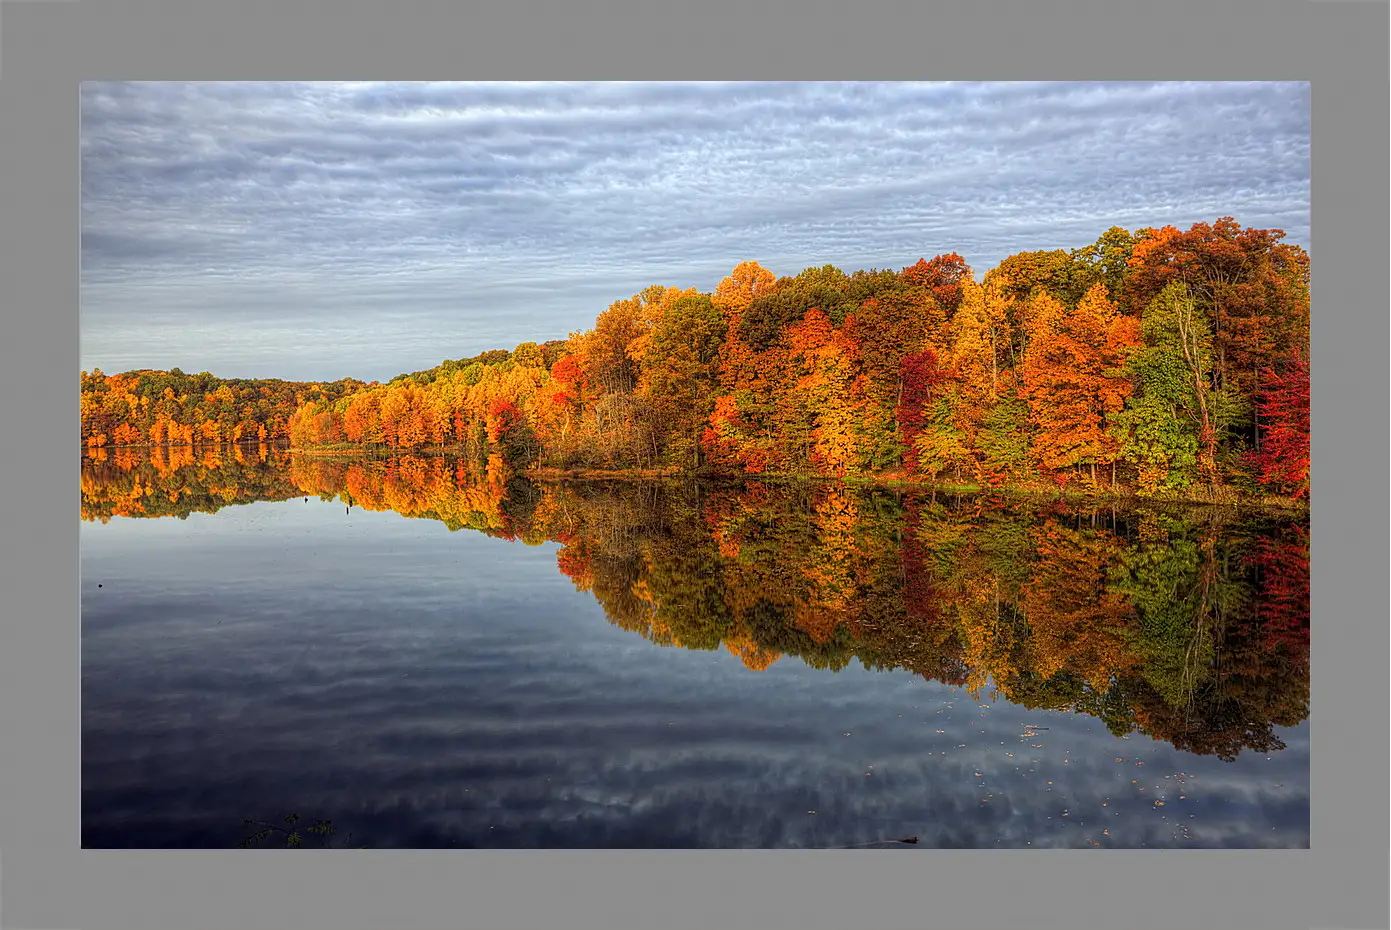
[3,1,1385,928]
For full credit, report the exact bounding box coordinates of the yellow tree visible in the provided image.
[786,309,865,476]
[943,278,1015,479]
[712,260,777,323]
[1020,286,1139,484]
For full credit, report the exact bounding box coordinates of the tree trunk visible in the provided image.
[989,329,999,393]
[894,373,904,435]
[1175,292,1218,484]
[1252,370,1261,452]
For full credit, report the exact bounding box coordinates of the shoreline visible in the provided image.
[82,442,1310,513]
[522,467,1307,514]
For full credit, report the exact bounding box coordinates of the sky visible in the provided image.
[80,81,1311,384]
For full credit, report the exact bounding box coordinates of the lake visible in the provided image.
[80,446,1309,848]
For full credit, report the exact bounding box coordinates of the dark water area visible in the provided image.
[80,446,1309,848]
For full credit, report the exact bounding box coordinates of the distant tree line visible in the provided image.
[80,367,367,449]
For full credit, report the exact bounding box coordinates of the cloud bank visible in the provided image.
[80,81,1311,382]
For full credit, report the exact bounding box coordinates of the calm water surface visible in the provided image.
[80,448,1309,848]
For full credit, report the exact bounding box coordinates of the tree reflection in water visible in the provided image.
[82,447,1308,763]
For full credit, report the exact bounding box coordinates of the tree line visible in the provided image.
[81,218,1310,501]
[80,368,367,449]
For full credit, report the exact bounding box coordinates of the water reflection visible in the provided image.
[82,448,1309,764]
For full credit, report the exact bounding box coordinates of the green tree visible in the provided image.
[1111,283,1236,491]
[635,293,726,468]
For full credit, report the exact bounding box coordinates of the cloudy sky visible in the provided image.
[80,81,1310,383]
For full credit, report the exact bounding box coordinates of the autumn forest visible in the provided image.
[80,219,1310,503]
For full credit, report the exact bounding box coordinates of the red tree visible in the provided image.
[1250,354,1309,499]
[902,253,972,314]
[896,349,953,473]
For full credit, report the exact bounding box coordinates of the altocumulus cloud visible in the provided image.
[80,81,1310,382]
